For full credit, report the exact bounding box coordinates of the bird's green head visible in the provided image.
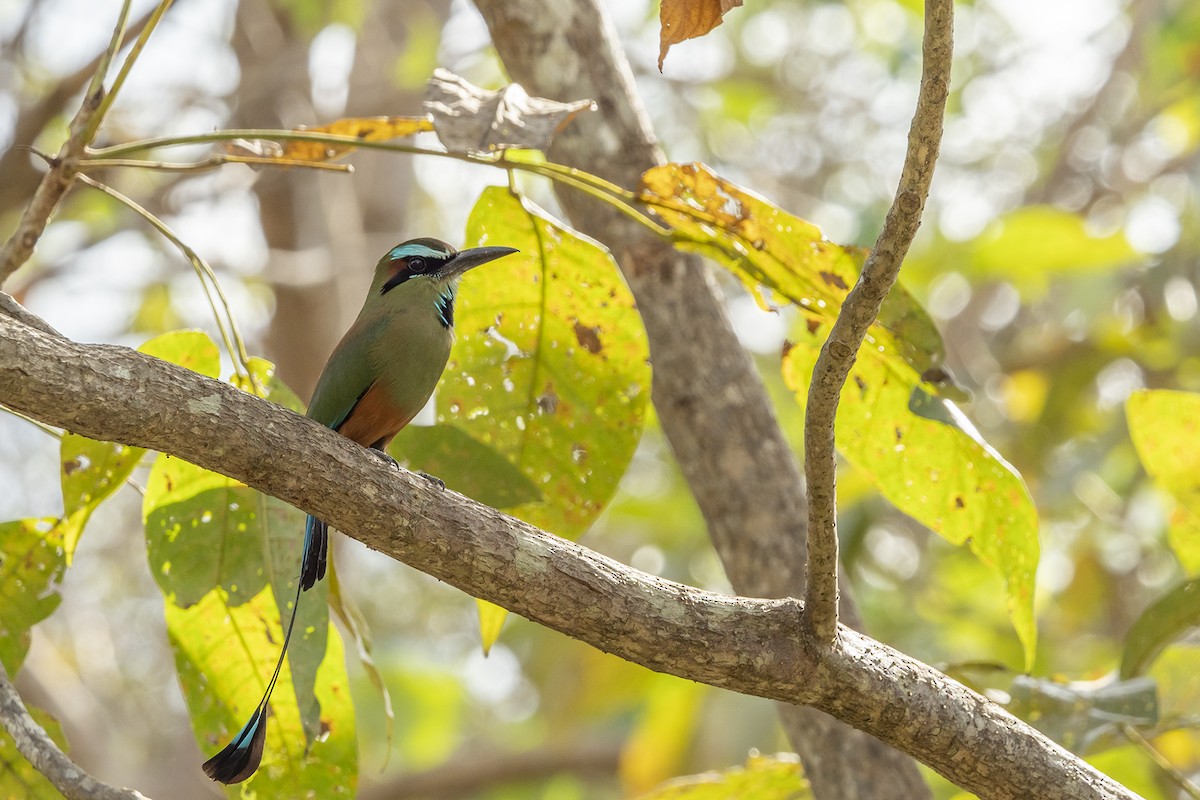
[373,237,518,298]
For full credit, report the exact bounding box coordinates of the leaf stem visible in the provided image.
[76,175,256,388]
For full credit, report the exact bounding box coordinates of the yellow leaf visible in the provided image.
[226,116,432,164]
[476,598,508,655]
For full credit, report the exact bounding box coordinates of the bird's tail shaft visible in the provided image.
[201,561,307,784]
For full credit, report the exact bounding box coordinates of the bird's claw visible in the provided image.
[418,471,446,491]
[371,449,400,468]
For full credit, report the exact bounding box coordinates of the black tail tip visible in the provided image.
[202,707,268,784]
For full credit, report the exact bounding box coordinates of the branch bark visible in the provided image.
[0,663,153,800]
[0,308,1140,800]
[472,2,931,797]
[802,0,953,642]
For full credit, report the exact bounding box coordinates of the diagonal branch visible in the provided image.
[0,663,153,800]
[802,0,953,642]
[0,305,1138,800]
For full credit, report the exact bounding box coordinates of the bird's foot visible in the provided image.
[417,471,446,491]
[370,448,400,468]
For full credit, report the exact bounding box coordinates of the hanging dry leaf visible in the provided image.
[424,68,595,153]
[658,0,743,71]
[223,116,432,165]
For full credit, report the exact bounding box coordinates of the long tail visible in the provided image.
[301,515,328,591]
[201,559,308,783]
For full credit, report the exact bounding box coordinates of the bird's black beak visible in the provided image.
[441,245,519,279]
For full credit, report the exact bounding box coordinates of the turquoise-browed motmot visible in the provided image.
[202,238,518,784]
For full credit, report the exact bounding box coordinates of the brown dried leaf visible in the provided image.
[425,69,595,153]
[223,116,432,164]
[658,0,743,71]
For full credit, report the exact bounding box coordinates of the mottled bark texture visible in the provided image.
[0,309,1140,800]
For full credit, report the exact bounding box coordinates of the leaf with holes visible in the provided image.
[423,185,649,540]
[393,186,650,646]
[639,163,949,386]
[58,330,218,560]
[168,585,356,795]
[0,518,67,674]
[783,320,1039,668]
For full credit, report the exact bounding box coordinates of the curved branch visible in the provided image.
[803,0,954,641]
[0,664,153,800]
[0,310,1137,800]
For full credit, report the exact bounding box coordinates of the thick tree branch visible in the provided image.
[471,2,931,797]
[0,310,1138,800]
[803,0,953,641]
[0,663,152,800]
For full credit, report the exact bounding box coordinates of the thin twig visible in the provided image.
[0,663,154,800]
[1119,725,1200,800]
[801,0,954,643]
[82,0,174,143]
[76,175,255,385]
[0,0,134,286]
[79,154,355,173]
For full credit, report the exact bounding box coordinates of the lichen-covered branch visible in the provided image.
[803,0,953,641]
[0,307,1139,800]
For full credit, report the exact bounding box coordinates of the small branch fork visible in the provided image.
[802,0,954,643]
[0,305,1142,800]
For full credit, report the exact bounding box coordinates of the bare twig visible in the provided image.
[0,6,159,219]
[0,0,133,286]
[76,174,254,384]
[802,0,953,642]
[0,663,153,800]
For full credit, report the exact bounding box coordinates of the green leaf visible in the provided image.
[139,329,222,379]
[1127,389,1200,573]
[56,330,218,561]
[142,352,355,790]
[391,424,542,510]
[637,163,1035,660]
[402,186,650,647]
[143,456,332,744]
[168,586,357,796]
[907,206,1144,295]
[784,323,1040,668]
[450,186,650,538]
[59,435,144,561]
[967,207,1141,286]
[0,518,67,674]
[0,704,70,799]
[621,676,706,795]
[329,566,394,762]
[1121,578,1200,679]
[636,752,810,800]
[1007,675,1157,754]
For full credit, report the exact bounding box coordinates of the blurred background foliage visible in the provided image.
[1,0,1199,797]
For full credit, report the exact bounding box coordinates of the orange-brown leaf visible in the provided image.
[658,0,743,71]
[224,116,432,165]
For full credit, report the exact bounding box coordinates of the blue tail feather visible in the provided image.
[202,524,312,784]
[301,514,327,591]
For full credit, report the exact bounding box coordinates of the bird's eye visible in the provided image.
[407,257,428,274]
